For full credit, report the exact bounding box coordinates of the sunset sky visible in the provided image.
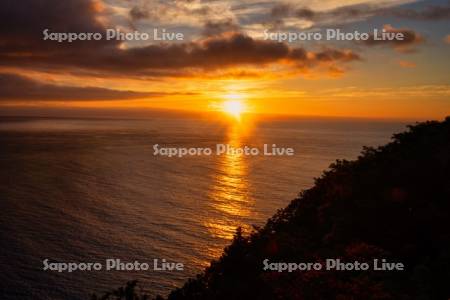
[0,0,449,119]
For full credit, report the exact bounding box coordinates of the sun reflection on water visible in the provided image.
[204,123,254,241]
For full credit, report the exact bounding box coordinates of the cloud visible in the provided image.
[0,0,115,53]
[312,48,360,63]
[202,19,239,36]
[398,60,416,68]
[326,2,450,22]
[0,73,178,101]
[268,2,450,28]
[391,3,450,20]
[0,0,359,79]
[271,3,293,18]
[445,35,450,44]
[129,6,152,21]
[317,85,450,98]
[295,7,316,20]
[362,25,423,52]
[1,27,360,77]
[268,3,315,28]
[268,2,383,27]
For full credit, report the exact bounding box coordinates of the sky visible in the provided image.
[0,0,449,119]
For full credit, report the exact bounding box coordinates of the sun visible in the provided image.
[222,99,246,119]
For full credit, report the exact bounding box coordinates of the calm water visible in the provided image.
[0,115,407,299]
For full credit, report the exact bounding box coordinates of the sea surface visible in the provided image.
[0,115,408,299]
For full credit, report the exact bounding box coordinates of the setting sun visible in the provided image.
[222,100,246,119]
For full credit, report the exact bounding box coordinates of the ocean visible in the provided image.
[0,115,408,299]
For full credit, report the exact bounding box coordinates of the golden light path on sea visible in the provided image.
[204,122,254,243]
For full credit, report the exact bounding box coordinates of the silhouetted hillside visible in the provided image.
[95,117,450,300]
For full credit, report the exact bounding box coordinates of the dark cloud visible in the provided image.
[129,6,151,21]
[313,49,360,62]
[332,2,450,21]
[391,4,450,20]
[202,19,239,36]
[270,2,450,26]
[0,0,115,54]
[269,3,380,24]
[295,8,315,20]
[271,3,293,18]
[363,25,424,52]
[270,4,316,22]
[328,3,379,20]
[129,4,173,22]
[0,73,177,101]
[0,30,360,76]
[0,1,360,77]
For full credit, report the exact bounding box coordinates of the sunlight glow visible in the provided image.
[222,100,246,119]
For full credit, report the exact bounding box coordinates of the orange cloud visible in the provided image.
[445,35,450,44]
[398,60,416,68]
